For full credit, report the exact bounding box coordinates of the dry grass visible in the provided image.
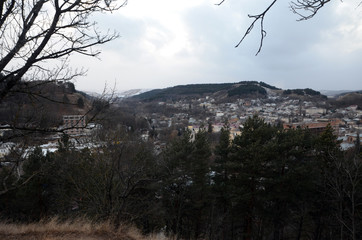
[0,218,167,240]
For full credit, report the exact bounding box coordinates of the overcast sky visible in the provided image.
[72,0,362,93]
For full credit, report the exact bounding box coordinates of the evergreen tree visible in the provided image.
[161,130,195,238]
[77,97,85,108]
[189,129,212,239]
[161,129,212,239]
[228,115,276,239]
[261,128,316,240]
[212,124,233,239]
[0,147,52,220]
[208,122,213,133]
[63,94,70,104]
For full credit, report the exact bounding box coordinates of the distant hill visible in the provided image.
[320,90,362,98]
[0,81,93,128]
[132,81,331,102]
[85,89,152,99]
[133,81,281,101]
[335,90,362,98]
[282,88,327,99]
[329,91,362,109]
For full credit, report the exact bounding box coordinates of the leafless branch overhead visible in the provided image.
[290,0,331,20]
[235,0,278,56]
[217,0,334,55]
[0,0,125,102]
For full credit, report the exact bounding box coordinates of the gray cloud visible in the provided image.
[73,1,362,93]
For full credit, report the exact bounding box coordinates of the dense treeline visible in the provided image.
[0,116,361,240]
[134,81,278,101]
[329,92,362,110]
[0,81,88,133]
[227,85,267,97]
[283,88,324,97]
[133,83,233,101]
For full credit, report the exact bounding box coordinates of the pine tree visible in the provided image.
[212,124,233,239]
[189,129,212,239]
[228,115,275,239]
[77,97,85,108]
[161,128,212,239]
[161,130,195,237]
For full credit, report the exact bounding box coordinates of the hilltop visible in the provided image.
[132,81,327,102]
[0,81,94,131]
[329,91,362,109]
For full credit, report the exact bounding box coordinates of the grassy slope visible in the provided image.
[0,219,167,240]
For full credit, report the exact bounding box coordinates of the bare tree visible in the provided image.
[326,150,362,240]
[0,0,125,99]
[217,0,333,55]
[0,0,123,134]
[0,0,124,195]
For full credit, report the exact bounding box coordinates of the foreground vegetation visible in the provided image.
[0,218,165,240]
[0,116,361,240]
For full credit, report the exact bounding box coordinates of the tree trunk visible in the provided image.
[296,214,304,240]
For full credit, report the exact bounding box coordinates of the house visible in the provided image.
[347,105,358,111]
[346,133,362,145]
[0,142,16,159]
[305,107,326,116]
[62,115,86,135]
[283,119,340,135]
[229,128,241,140]
[0,124,11,137]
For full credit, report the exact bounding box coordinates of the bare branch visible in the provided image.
[215,0,226,6]
[0,170,39,195]
[235,0,278,56]
[290,0,331,21]
[218,0,333,54]
[0,0,123,101]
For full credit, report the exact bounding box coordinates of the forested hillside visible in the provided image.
[332,91,362,109]
[133,81,281,101]
[0,81,91,130]
[1,116,360,240]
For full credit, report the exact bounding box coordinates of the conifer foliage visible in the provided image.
[0,116,361,239]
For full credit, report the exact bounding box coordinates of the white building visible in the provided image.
[62,115,86,135]
[0,142,16,158]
